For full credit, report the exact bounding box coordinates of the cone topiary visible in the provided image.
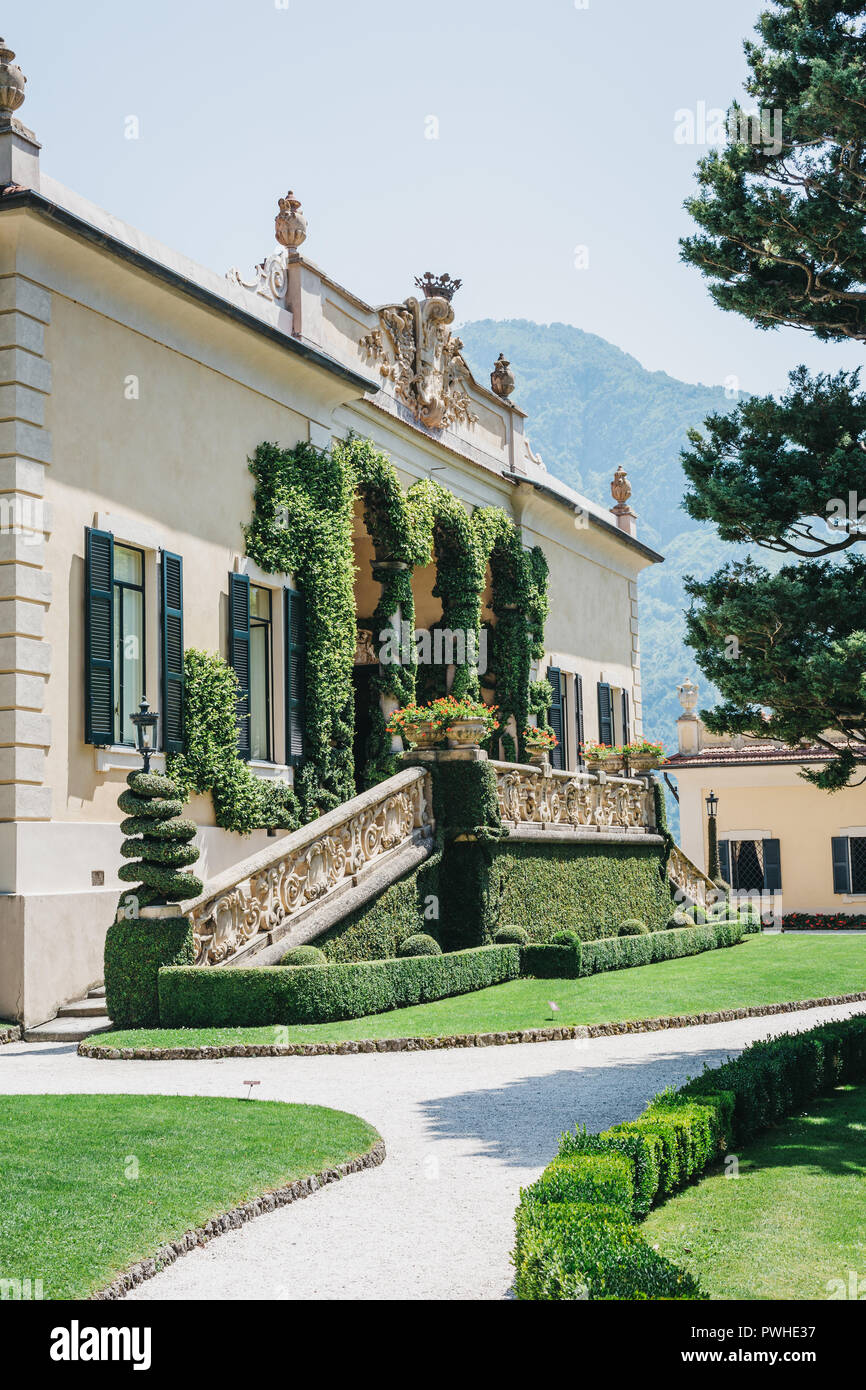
[117,770,203,907]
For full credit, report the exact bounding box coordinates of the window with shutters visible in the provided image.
[834,836,866,894]
[113,544,145,745]
[850,838,866,893]
[574,673,585,767]
[249,584,273,762]
[597,681,613,745]
[285,587,306,766]
[547,666,564,770]
[721,838,782,892]
[160,551,184,754]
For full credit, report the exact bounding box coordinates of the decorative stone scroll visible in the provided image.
[226,249,288,304]
[189,768,432,966]
[360,273,477,431]
[667,844,717,910]
[490,761,654,833]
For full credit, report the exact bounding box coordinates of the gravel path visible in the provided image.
[3,1000,865,1301]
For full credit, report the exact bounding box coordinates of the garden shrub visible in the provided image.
[105,917,194,1029]
[279,945,327,967]
[520,943,582,979]
[667,909,694,929]
[618,917,649,935]
[551,929,580,946]
[490,841,673,941]
[494,924,529,945]
[315,851,442,963]
[159,944,521,1028]
[580,919,743,977]
[516,1013,866,1300]
[397,934,442,957]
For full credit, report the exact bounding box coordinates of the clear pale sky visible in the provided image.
[7,0,862,395]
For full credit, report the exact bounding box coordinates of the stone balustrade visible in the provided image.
[667,843,718,910]
[490,760,655,834]
[187,767,433,966]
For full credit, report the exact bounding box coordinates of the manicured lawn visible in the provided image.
[0,1094,379,1299]
[91,934,866,1050]
[642,1083,866,1300]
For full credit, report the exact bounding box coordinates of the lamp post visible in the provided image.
[130,696,158,774]
[705,788,723,884]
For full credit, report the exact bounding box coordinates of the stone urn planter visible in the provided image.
[446,717,489,750]
[402,722,443,749]
[626,753,662,774]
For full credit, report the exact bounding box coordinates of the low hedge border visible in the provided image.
[159,944,522,1029]
[0,1023,21,1045]
[157,919,750,1030]
[93,1138,386,1300]
[513,1011,866,1300]
[78,992,866,1060]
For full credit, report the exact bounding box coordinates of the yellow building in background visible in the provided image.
[665,678,866,918]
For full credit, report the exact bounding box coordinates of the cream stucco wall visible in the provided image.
[0,190,658,1023]
[676,763,866,914]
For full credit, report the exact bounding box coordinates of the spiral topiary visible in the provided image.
[117,770,203,907]
[397,933,442,957]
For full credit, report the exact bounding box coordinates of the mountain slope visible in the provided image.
[459,318,736,757]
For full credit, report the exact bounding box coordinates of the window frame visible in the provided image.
[248,583,273,764]
[112,542,146,747]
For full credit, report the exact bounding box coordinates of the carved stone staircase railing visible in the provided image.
[490,760,656,834]
[187,767,433,966]
[666,843,718,911]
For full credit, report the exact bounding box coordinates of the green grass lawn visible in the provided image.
[91,933,866,1051]
[642,1083,866,1299]
[0,1094,379,1299]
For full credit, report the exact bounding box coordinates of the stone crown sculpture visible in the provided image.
[414,271,462,302]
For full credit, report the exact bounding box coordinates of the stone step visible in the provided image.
[23,1016,115,1043]
[56,997,111,1018]
[88,985,106,998]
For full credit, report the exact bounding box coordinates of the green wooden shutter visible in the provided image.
[621,689,630,747]
[718,839,732,886]
[285,587,306,765]
[548,666,564,770]
[597,681,613,745]
[575,673,585,767]
[832,837,851,894]
[763,838,782,892]
[160,550,185,754]
[228,572,251,760]
[85,527,114,745]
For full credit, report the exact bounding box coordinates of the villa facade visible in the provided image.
[0,45,661,1025]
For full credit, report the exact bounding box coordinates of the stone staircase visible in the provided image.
[23,985,113,1043]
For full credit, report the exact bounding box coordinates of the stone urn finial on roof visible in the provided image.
[677,677,699,714]
[610,465,637,537]
[275,190,307,254]
[490,353,515,400]
[0,38,26,121]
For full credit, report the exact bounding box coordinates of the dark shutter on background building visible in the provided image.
[621,689,630,747]
[597,681,613,745]
[84,527,114,745]
[160,551,185,754]
[228,571,251,760]
[832,837,851,894]
[548,666,564,770]
[763,838,782,892]
[575,673,585,766]
[718,840,732,886]
[284,587,306,765]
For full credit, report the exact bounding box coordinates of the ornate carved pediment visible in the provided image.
[360,273,477,431]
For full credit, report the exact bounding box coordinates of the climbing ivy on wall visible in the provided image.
[170,434,552,828]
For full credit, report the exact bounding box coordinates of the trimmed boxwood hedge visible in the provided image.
[514,1012,866,1300]
[580,918,745,975]
[105,916,195,1029]
[159,943,521,1028]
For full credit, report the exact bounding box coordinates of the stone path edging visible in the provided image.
[77,991,866,1061]
[92,1138,386,1300]
[0,1024,21,1045]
